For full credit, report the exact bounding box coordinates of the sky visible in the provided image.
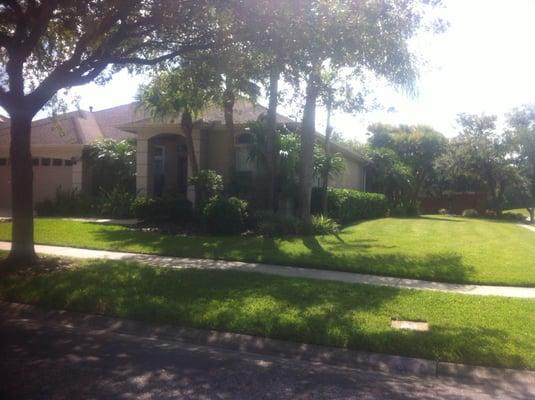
[38,0,535,143]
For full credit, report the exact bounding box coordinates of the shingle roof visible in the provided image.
[0,101,365,164]
[0,110,104,146]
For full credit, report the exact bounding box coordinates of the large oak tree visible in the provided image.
[0,0,218,263]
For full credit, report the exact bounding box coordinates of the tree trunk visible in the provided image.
[266,67,280,211]
[7,113,37,263]
[181,110,199,176]
[223,86,236,138]
[298,69,320,221]
[320,89,333,214]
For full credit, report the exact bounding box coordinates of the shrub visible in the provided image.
[202,196,248,235]
[189,170,224,207]
[306,214,339,235]
[98,188,135,218]
[35,189,94,217]
[132,195,193,223]
[312,188,387,224]
[462,209,479,218]
[438,208,448,215]
[85,139,136,195]
[484,209,497,218]
[501,212,526,221]
[254,211,302,236]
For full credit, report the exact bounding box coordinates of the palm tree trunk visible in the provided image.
[266,67,280,211]
[181,110,199,177]
[298,67,320,221]
[223,86,236,138]
[320,89,333,214]
[7,112,37,264]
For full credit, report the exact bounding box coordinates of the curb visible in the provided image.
[1,301,534,383]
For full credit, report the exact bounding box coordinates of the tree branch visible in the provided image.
[106,43,213,65]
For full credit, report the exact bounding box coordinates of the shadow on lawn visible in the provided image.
[89,224,477,284]
[0,261,531,374]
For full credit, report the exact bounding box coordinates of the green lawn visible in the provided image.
[1,215,535,286]
[0,258,533,370]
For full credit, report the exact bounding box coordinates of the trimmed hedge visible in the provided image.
[132,195,193,223]
[312,187,387,225]
[202,196,249,235]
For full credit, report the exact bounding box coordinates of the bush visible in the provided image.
[254,211,302,236]
[306,214,340,235]
[501,212,526,221]
[132,195,193,223]
[98,188,135,218]
[202,196,248,235]
[484,209,497,218]
[189,170,224,207]
[35,189,94,217]
[438,208,448,215]
[462,209,479,218]
[312,188,387,224]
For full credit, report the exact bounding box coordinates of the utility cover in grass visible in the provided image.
[391,320,429,332]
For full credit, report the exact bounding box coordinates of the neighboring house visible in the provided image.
[0,100,367,209]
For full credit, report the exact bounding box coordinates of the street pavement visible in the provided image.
[0,304,533,399]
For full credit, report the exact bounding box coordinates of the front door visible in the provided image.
[177,152,188,196]
[153,145,165,197]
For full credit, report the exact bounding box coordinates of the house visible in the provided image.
[0,101,367,209]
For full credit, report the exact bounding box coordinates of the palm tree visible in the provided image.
[137,67,220,176]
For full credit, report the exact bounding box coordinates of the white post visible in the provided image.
[136,138,149,197]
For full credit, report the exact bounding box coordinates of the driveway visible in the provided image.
[0,304,532,399]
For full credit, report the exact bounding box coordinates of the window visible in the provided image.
[235,146,254,172]
[32,158,39,166]
[52,158,63,166]
[235,133,253,145]
[41,158,51,166]
[65,159,73,166]
[0,158,7,166]
[153,145,165,176]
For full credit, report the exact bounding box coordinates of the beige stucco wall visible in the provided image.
[135,126,201,202]
[330,157,366,191]
[204,127,235,186]
[0,145,83,209]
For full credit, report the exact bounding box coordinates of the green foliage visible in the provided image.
[505,104,535,211]
[462,209,479,218]
[85,139,136,195]
[136,65,221,122]
[35,189,94,218]
[132,196,193,224]
[254,211,302,237]
[202,196,249,235]
[367,124,446,213]
[437,114,523,215]
[247,121,346,205]
[501,212,527,221]
[189,170,224,207]
[314,188,388,224]
[98,188,136,219]
[364,147,412,209]
[307,215,340,235]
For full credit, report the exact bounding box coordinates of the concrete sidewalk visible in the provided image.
[2,241,535,298]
